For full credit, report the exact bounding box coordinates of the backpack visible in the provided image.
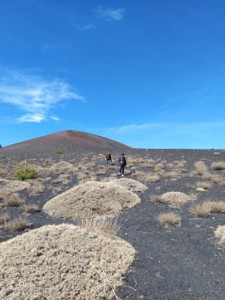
[119,156,126,166]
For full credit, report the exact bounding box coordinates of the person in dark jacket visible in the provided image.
[105,153,112,165]
[118,153,126,176]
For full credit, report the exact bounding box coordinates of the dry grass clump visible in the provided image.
[195,181,213,191]
[202,173,222,183]
[132,171,160,183]
[163,171,178,179]
[157,212,181,228]
[4,216,30,231]
[152,191,196,207]
[0,191,24,207]
[77,216,119,238]
[0,224,135,300]
[145,173,160,183]
[27,180,45,195]
[214,225,225,247]
[43,181,140,220]
[23,203,40,213]
[0,213,10,225]
[110,178,148,193]
[49,161,74,171]
[219,181,225,188]
[154,163,165,172]
[194,161,209,175]
[190,201,225,217]
[211,161,225,170]
[0,178,30,192]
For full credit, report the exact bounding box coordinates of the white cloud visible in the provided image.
[50,116,60,121]
[95,7,125,22]
[0,69,84,123]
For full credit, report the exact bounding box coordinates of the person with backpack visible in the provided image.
[118,153,127,176]
[105,153,112,165]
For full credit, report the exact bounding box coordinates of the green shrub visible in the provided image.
[0,154,5,159]
[15,165,37,180]
[55,148,63,156]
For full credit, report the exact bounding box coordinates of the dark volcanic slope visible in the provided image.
[0,130,131,159]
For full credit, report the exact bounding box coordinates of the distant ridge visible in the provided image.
[0,130,131,159]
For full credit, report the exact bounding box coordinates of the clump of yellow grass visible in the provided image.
[0,178,30,192]
[49,161,74,170]
[194,161,208,175]
[110,178,148,193]
[190,201,225,217]
[0,224,135,300]
[77,216,119,238]
[43,181,140,220]
[157,212,181,228]
[211,161,225,170]
[152,191,196,207]
[215,225,225,247]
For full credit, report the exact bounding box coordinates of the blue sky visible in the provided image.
[1,0,225,149]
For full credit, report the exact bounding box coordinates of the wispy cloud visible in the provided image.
[95,6,125,22]
[0,69,84,123]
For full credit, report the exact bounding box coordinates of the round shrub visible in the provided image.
[15,165,37,180]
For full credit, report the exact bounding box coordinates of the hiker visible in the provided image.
[118,153,127,176]
[105,153,112,165]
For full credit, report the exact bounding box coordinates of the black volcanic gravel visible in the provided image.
[1,145,225,299]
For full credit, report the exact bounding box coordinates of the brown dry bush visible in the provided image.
[49,161,74,171]
[43,181,140,220]
[154,163,165,172]
[0,178,30,192]
[190,201,225,217]
[132,171,159,183]
[145,173,160,183]
[214,225,225,247]
[157,212,181,228]
[0,224,135,300]
[194,161,208,175]
[4,216,30,231]
[27,181,45,195]
[0,191,24,207]
[202,173,222,183]
[219,181,225,188]
[0,214,9,225]
[152,191,197,208]
[211,161,225,170]
[23,203,40,213]
[195,181,213,190]
[163,171,179,179]
[110,178,148,193]
[77,216,119,238]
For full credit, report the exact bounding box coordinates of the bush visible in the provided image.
[15,165,37,180]
[55,148,62,156]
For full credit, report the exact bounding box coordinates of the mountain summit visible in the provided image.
[0,130,131,159]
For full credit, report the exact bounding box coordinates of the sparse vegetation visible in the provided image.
[194,161,208,175]
[4,216,30,231]
[190,201,225,217]
[23,203,40,213]
[157,212,181,228]
[0,191,24,207]
[55,147,63,156]
[15,165,37,180]
[211,161,225,170]
[77,216,119,238]
[215,225,225,247]
[152,191,197,208]
[0,214,10,225]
